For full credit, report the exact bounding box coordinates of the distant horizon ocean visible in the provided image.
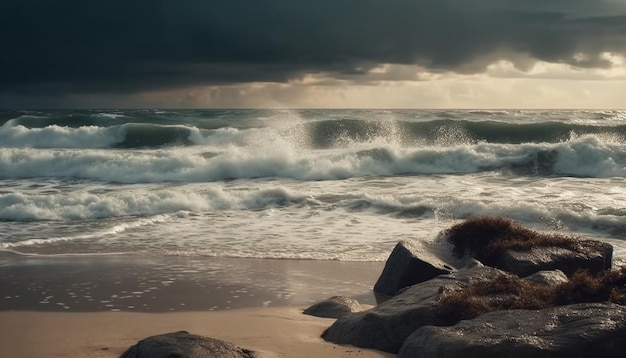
[2,109,626,265]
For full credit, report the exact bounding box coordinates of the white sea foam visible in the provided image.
[554,133,626,177]
[0,123,120,148]
[0,215,170,249]
[0,184,308,221]
[91,112,128,119]
[1,132,625,183]
[2,109,626,261]
[1,173,625,260]
[0,122,209,149]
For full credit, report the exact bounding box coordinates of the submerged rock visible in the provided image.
[373,240,453,297]
[119,331,254,358]
[303,296,363,318]
[323,266,507,353]
[399,303,626,358]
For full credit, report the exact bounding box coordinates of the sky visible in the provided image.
[1,0,626,109]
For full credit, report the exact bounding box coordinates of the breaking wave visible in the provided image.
[2,109,626,150]
[1,131,624,182]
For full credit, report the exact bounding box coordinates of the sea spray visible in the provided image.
[1,109,625,260]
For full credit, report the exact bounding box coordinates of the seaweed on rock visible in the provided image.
[441,267,626,320]
[443,216,585,265]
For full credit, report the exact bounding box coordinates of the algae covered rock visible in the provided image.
[323,266,506,353]
[443,216,613,277]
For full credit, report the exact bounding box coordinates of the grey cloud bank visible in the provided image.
[1,0,625,103]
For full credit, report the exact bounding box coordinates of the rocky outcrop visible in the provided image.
[495,240,613,277]
[321,217,624,356]
[323,266,508,353]
[373,240,453,296]
[119,331,254,358]
[398,303,626,358]
[303,296,363,318]
[443,216,613,277]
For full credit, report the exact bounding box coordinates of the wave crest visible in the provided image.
[1,132,624,182]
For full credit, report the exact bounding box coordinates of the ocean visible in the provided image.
[2,109,626,265]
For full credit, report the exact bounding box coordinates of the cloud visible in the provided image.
[1,0,625,97]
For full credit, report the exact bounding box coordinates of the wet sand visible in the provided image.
[0,252,391,357]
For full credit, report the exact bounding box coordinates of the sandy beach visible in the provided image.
[0,252,391,357]
[0,308,394,357]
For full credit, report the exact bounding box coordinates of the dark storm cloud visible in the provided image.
[1,0,625,95]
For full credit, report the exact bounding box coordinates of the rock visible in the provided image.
[523,269,568,285]
[119,331,254,358]
[495,240,613,277]
[463,258,484,269]
[303,296,363,318]
[323,266,507,354]
[373,240,454,296]
[398,303,626,358]
[325,220,621,356]
[443,216,614,277]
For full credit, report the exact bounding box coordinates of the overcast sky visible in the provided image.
[2,0,626,109]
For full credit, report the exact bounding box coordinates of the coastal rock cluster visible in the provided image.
[319,216,626,357]
[119,216,625,357]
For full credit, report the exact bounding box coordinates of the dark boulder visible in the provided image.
[495,240,613,277]
[322,219,623,356]
[443,216,613,277]
[119,331,254,358]
[373,240,453,297]
[399,303,626,358]
[323,266,507,354]
[303,296,363,318]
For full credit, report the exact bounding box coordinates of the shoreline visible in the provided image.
[0,307,394,357]
[0,252,385,312]
[0,253,392,356]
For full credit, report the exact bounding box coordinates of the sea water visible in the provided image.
[1,109,626,263]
